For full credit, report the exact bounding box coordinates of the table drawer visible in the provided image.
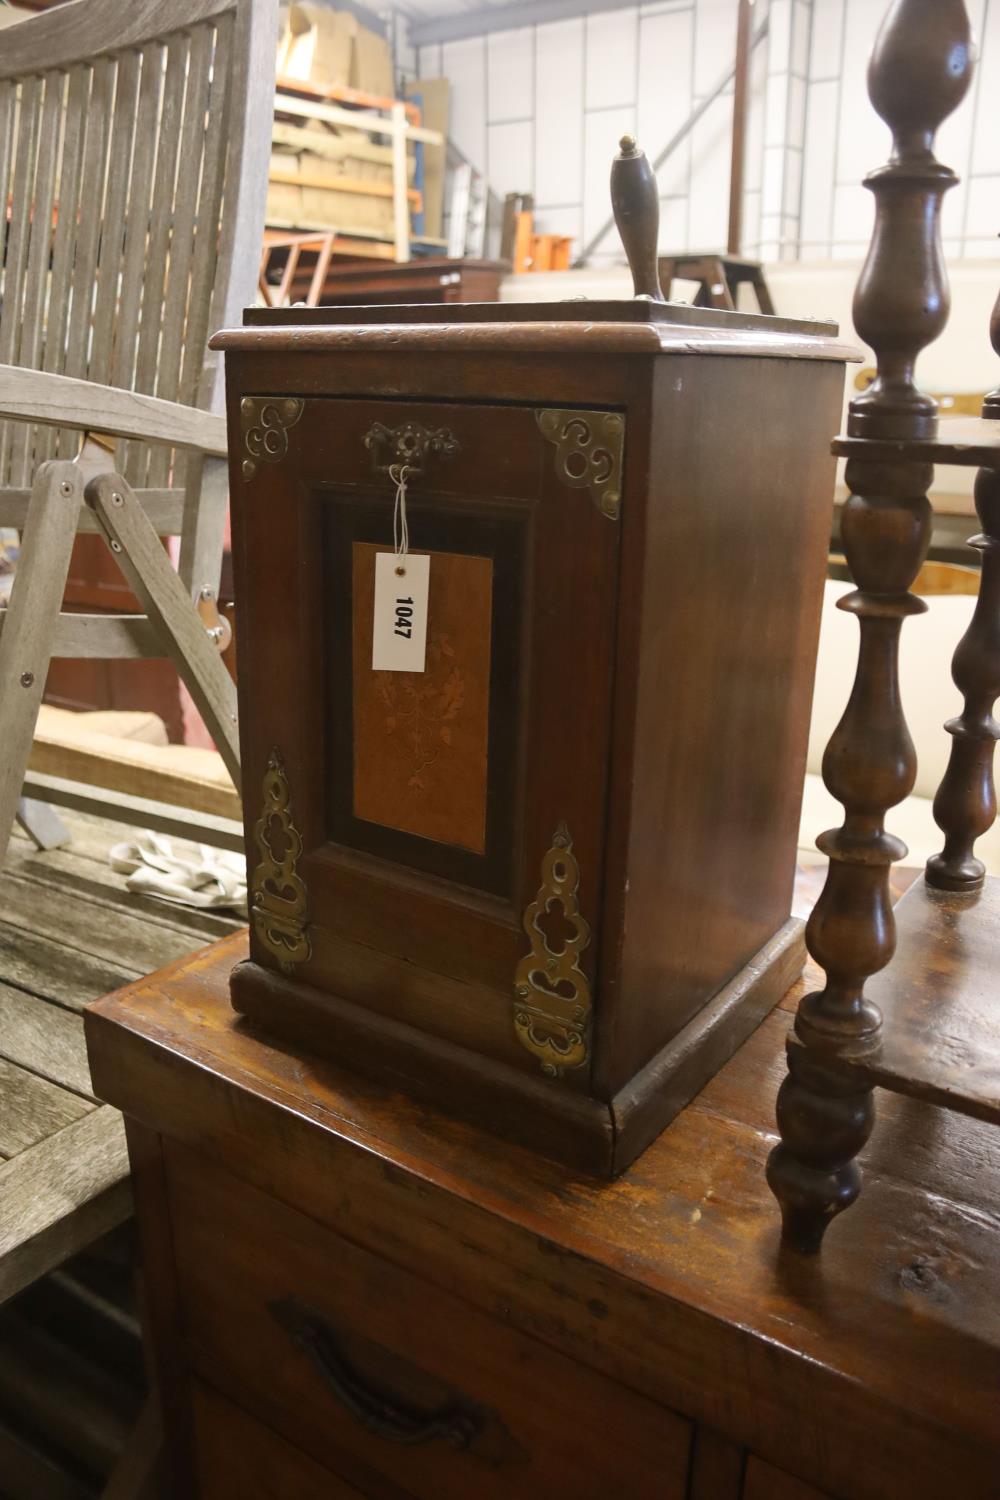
[166,1142,691,1500]
[743,1456,834,1500]
[192,1381,371,1500]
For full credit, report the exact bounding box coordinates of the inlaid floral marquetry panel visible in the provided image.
[351,541,493,854]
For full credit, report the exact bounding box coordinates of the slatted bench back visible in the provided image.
[0,0,272,493]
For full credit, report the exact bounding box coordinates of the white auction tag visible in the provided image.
[372,552,430,673]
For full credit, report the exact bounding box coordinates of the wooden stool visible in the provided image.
[659,253,775,314]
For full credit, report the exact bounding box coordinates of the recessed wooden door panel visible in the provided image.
[324,496,521,896]
[351,542,493,854]
[234,396,622,1075]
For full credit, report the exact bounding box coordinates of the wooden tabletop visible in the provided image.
[0,810,241,1304]
[86,929,1000,1500]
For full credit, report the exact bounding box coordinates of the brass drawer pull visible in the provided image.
[269,1299,481,1450]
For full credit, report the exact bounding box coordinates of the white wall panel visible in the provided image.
[417,43,443,80]
[790,0,811,78]
[421,0,999,269]
[743,30,768,194]
[636,5,694,202]
[692,0,731,96]
[585,8,639,110]
[833,0,886,187]
[487,27,534,122]
[971,0,1000,176]
[583,103,636,254]
[442,35,487,170]
[800,76,836,253]
[487,119,533,198]
[688,92,730,248]
[534,18,585,207]
[808,0,843,80]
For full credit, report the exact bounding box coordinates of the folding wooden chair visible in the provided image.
[0,0,276,866]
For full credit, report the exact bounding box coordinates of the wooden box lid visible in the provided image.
[212,300,858,364]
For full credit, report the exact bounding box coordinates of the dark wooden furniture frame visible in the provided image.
[768,0,1000,1252]
[214,240,851,1175]
[85,929,1000,1500]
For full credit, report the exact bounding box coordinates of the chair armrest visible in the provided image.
[0,366,228,457]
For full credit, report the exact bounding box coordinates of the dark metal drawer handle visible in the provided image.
[269,1298,480,1450]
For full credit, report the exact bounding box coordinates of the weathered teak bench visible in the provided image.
[0,809,242,1494]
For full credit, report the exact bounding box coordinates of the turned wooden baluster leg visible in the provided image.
[767,460,932,1251]
[926,296,1000,892]
[767,0,973,1251]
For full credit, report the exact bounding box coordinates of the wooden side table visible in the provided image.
[313,257,508,306]
[85,933,1000,1500]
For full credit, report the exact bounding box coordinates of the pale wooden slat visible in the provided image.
[0,79,40,363]
[13,74,64,371]
[0,1056,92,1160]
[0,865,209,974]
[156,24,214,416]
[10,71,65,484]
[0,462,83,868]
[6,839,241,944]
[0,81,17,476]
[37,64,91,466]
[25,716,240,821]
[112,44,165,393]
[5,840,242,942]
[88,475,241,788]
[0,367,227,453]
[0,609,162,659]
[0,983,93,1098]
[20,773,245,858]
[0,77,41,482]
[60,59,113,386]
[0,488,185,535]
[42,67,90,379]
[88,51,140,388]
[196,0,277,419]
[132,33,188,486]
[176,452,225,595]
[0,918,140,1014]
[0,82,15,229]
[113,42,165,490]
[179,15,235,409]
[0,1107,131,1306]
[0,0,244,80]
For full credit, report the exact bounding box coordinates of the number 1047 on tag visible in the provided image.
[372,552,430,673]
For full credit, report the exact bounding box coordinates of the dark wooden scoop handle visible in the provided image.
[610,135,664,301]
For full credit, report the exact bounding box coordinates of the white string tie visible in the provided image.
[389,462,413,574]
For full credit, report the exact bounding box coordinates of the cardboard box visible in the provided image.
[405,76,449,240]
[352,23,393,97]
[277,4,394,98]
[278,4,356,89]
